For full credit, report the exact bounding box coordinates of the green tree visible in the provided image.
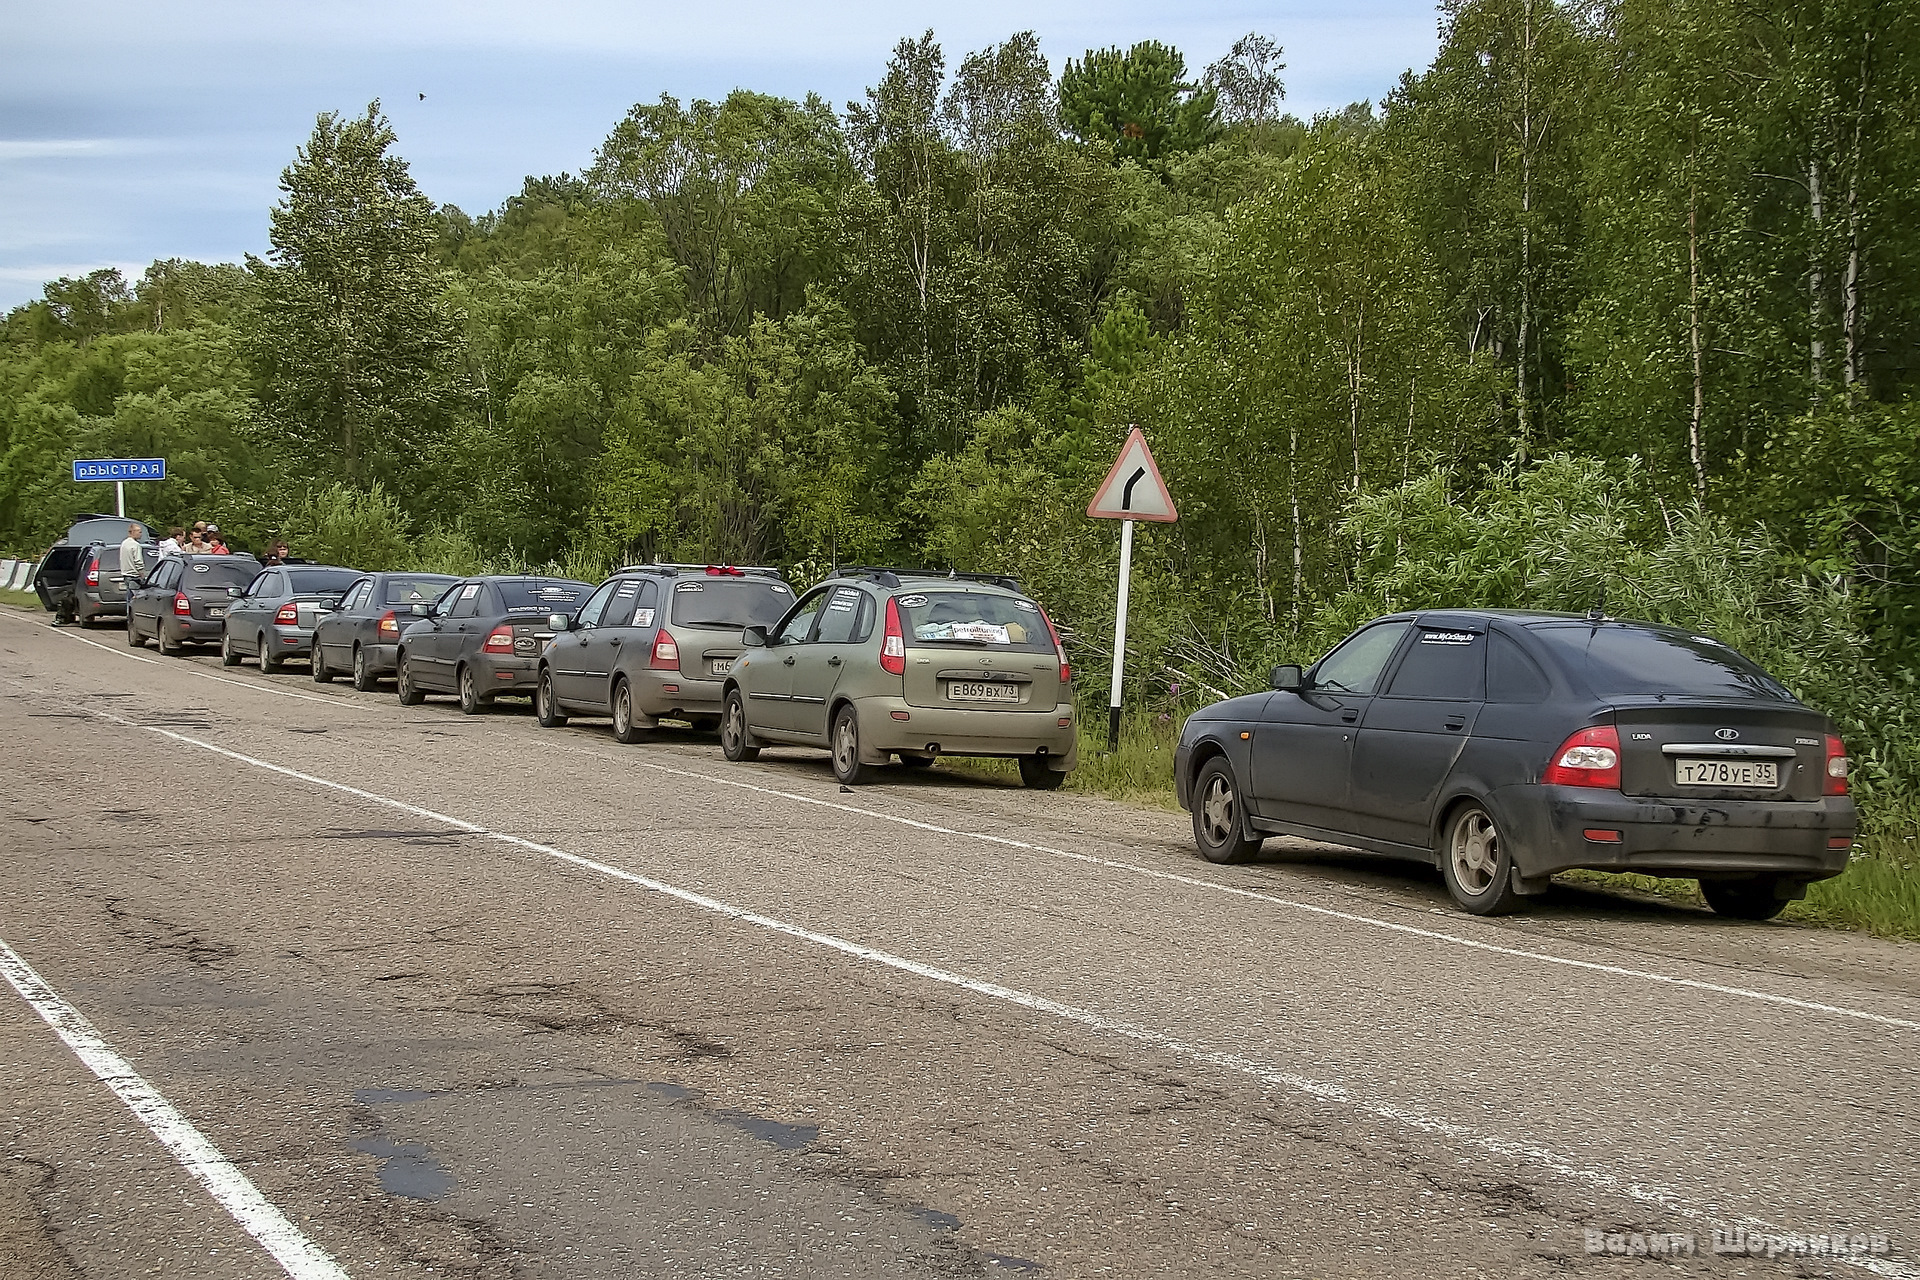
[1059,41,1219,163]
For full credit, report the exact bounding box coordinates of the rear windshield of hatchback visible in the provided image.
[896,590,1053,652]
[287,568,362,595]
[185,561,256,588]
[1530,624,1793,701]
[670,577,796,628]
[382,577,456,606]
[497,580,589,613]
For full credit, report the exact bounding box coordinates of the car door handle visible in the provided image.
[1340,708,1359,723]
[783,655,795,666]
[1444,717,1466,731]
[827,656,842,667]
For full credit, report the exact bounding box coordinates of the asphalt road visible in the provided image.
[1,604,1916,1280]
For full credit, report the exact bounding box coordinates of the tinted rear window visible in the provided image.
[670,578,796,628]
[185,560,256,588]
[896,590,1053,652]
[1385,629,1484,700]
[497,580,590,614]
[381,577,456,606]
[1530,625,1793,701]
[287,569,362,595]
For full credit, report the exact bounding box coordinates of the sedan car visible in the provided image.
[719,568,1076,788]
[220,565,363,671]
[127,554,263,653]
[310,571,460,689]
[536,564,796,740]
[396,576,590,713]
[1173,610,1856,919]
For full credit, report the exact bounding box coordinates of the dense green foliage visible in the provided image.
[3,4,1916,828]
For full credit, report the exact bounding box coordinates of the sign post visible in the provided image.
[1086,427,1178,751]
[71,458,165,518]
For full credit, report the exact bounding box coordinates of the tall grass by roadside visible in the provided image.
[0,587,40,611]
[934,708,1183,808]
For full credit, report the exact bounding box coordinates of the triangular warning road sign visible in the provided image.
[1087,427,1178,523]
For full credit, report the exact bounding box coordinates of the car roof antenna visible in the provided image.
[1586,583,1607,623]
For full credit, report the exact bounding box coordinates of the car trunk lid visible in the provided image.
[1610,699,1829,802]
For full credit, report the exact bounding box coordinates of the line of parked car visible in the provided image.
[30,513,1858,923]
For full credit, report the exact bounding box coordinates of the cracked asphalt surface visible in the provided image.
[1,604,1916,1279]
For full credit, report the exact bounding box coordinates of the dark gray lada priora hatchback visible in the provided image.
[1174,610,1855,920]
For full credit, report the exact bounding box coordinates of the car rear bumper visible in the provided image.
[857,697,1078,768]
[363,641,400,674]
[268,625,315,656]
[632,671,727,719]
[1501,784,1856,882]
[161,616,226,644]
[78,592,127,617]
[478,654,539,692]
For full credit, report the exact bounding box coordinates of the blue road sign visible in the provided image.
[72,458,166,482]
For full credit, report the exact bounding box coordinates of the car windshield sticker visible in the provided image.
[1014,599,1039,612]
[771,584,792,593]
[460,584,481,599]
[676,582,704,592]
[507,606,548,614]
[898,594,928,608]
[1421,630,1474,645]
[616,583,638,597]
[538,585,574,596]
[915,621,1012,644]
[633,608,655,628]
[191,564,209,572]
[829,589,859,611]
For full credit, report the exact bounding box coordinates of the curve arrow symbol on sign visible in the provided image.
[1087,428,1177,523]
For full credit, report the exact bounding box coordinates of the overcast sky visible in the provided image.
[0,1,1443,310]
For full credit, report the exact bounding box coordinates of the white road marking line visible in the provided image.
[0,610,377,713]
[0,935,350,1280]
[60,704,1920,1278]
[544,741,1920,1034]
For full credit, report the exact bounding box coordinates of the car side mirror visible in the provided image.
[741,625,768,648]
[1270,664,1305,692]
[411,603,430,617]
[226,586,242,598]
[548,613,573,632]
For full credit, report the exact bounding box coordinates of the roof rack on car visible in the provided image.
[833,566,1023,591]
[615,562,786,580]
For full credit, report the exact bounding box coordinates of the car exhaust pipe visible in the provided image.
[925,743,941,755]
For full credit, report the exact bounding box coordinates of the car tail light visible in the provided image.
[650,629,680,669]
[1040,607,1070,684]
[1544,725,1621,789]
[880,598,905,675]
[482,625,514,654]
[1825,734,1850,796]
[172,592,191,616]
[274,602,299,626]
[377,610,398,638]
[84,559,99,586]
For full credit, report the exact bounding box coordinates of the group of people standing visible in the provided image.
[155,521,234,559]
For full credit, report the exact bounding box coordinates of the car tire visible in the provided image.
[1018,755,1067,790]
[259,634,282,673]
[126,616,145,648]
[352,645,378,692]
[221,632,241,666]
[534,668,568,727]
[1700,876,1790,921]
[1440,802,1524,915]
[720,688,759,762]
[397,653,425,705]
[457,664,488,715]
[830,704,874,786]
[1191,756,1262,864]
[312,645,333,683]
[610,679,648,744]
[156,619,180,656]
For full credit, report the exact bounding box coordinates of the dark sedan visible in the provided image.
[127,554,262,653]
[1174,610,1856,919]
[396,576,590,713]
[310,572,460,689]
[221,565,363,671]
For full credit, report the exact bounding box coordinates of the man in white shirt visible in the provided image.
[156,526,182,558]
[118,524,146,585]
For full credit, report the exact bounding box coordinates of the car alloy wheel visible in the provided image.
[720,688,758,762]
[157,619,179,655]
[126,616,144,649]
[611,679,647,744]
[830,704,874,786]
[397,653,425,705]
[1441,802,1522,915]
[312,646,332,683]
[352,646,377,692]
[221,632,241,666]
[457,664,486,715]
[1191,757,1261,864]
[535,668,568,727]
[259,633,282,673]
